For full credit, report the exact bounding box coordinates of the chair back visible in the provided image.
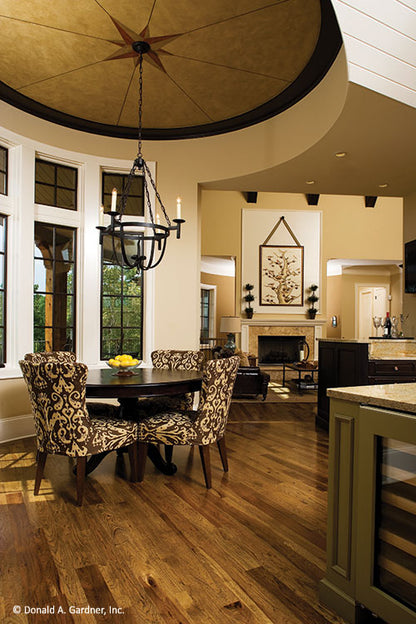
[151,349,204,371]
[19,360,92,457]
[195,356,239,444]
[24,351,77,364]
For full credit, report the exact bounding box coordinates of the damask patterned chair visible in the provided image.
[138,349,205,462]
[151,349,204,409]
[24,351,77,364]
[136,356,239,488]
[19,360,139,506]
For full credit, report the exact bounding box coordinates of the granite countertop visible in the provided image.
[327,383,416,415]
[318,338,414,344]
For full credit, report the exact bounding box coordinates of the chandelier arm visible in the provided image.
[120,235,139,269]
[139,235,168,271]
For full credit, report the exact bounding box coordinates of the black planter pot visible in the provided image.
[307,309,317,319]
[245,308,254,319]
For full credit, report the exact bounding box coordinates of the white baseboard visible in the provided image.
[0,414,35,444]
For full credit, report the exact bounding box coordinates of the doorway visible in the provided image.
[357,286,388,339]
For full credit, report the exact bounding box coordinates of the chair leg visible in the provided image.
[217,437,229,472]
[165,444,174,463]
[127,443,138,482]
[137,442,148,482]
[76,457,87,506]
[34,451,48,495]
[198,445,212,489]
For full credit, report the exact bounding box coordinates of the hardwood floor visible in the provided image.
[0,402,346,624]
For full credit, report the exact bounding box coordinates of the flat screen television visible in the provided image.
[405,239,416,293]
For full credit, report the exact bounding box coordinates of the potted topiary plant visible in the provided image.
[306,284,319,319]
[244,283,255,319]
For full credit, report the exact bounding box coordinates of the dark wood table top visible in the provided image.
[86,367,202,399]
[283,362,319,372]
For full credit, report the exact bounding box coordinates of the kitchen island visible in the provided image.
[319,383,416,624]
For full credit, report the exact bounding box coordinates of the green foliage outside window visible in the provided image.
[101,263,143,360]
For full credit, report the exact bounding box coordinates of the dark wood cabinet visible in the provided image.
[318,341,416,430]
[317,341,368,430]
[367,359,416,384]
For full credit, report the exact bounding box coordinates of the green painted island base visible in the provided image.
[320,392,416,624]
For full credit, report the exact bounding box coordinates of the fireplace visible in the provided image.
[258,335,304,365]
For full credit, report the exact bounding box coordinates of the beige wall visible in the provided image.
[201,190,403,324]
[201,272,235,337]
[0,378,31,419]
[340,269,400,339]
[326,275,342,338]
[403,191,416,337]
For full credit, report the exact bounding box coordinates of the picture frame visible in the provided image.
[259,244,304,306]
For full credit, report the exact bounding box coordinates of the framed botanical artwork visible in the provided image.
[259,244,304,306]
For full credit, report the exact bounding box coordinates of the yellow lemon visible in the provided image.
[115,355,122,361]
[110,359,120,367]
[131,359,139,366]
[108,358,115,366]
[120,360,132,367]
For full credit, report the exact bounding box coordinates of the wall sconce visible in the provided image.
[331,315,338,327]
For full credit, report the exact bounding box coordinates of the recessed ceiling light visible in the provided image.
[378,183,389,188]
[335,151,347,158]
[306,180,315,185]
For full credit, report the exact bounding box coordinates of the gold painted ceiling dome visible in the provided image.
[0,0,341,139]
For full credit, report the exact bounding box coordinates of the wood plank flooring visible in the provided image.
[0,402,346,624]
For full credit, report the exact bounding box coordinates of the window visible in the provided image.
[102,171,144,216]
[101,236,143,360]
[200,288,211,340]
[0,215,6,365]
[33,223,76,352]
[0,146,7,196]
[35,159,78,210]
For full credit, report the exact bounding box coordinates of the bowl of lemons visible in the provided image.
[107,354,142,375]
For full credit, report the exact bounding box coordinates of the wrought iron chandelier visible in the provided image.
[97,41,184,271]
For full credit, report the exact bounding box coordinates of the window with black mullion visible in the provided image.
[35,159,77,210]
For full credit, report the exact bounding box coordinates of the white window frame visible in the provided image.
[0,130,156,378]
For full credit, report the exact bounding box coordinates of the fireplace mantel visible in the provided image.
[241,318,326,361]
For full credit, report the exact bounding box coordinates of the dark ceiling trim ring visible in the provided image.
[0,0,342,141]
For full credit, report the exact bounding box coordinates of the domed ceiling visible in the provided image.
[0,0,341,139]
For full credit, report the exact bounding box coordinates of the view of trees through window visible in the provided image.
[33,223,76,352]
[101,241,143,360]
[101,171,144,360]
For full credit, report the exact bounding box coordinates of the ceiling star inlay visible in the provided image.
[104,17,182,72]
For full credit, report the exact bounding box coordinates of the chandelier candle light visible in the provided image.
[97,40,185,271]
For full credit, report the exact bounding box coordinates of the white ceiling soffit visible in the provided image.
[327,258,402,276]
[332,0,416,108]
[201,256,235,277]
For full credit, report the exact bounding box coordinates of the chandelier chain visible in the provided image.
[137,52,144,158]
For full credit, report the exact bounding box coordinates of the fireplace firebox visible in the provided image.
[258,335,305,365]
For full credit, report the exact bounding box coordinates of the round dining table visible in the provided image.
[85,366,203,476]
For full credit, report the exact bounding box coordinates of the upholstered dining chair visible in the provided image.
[137,349,205,463]
[24,350,77,364]
[19,359,139,506]
[136,356,240,488]
[151,349,205,408]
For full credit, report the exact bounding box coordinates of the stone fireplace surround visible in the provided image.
[241,319,326,363]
